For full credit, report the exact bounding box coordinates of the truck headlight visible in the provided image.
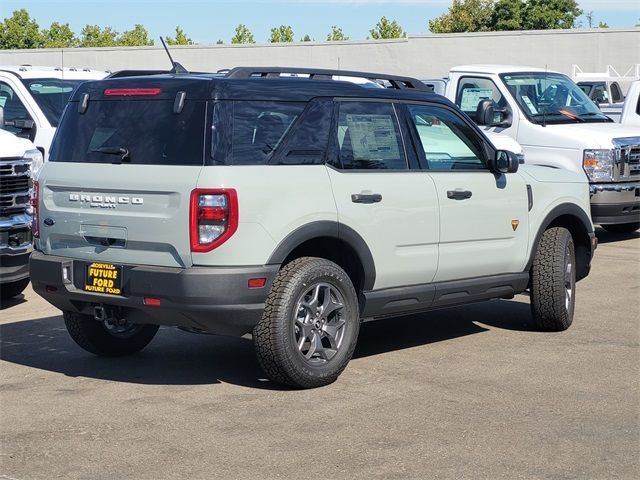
[24,149,44,179]
[583,149,614,182]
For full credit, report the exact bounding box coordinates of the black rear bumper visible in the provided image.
[0,252,30,285]
[29,251,279,336]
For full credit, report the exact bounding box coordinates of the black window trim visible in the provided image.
[397,99,494,173]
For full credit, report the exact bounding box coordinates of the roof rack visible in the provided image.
[225,66,430,91]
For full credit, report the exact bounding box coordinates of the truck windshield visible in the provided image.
[500,73,612,124]
[21,78,84,127]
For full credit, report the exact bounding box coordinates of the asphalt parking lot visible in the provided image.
[1,228,638,480]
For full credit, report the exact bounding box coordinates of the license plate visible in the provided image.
[84,263,123,295]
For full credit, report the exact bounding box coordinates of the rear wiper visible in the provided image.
[90,146,130,163]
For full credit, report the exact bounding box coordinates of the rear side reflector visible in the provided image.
[190,189,238,253]
[248,278,266,289]
[144,297,161,306]
[104,88,161,97]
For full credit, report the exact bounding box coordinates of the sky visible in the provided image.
[2,0,639,44]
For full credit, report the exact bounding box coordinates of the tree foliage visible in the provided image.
[270,25,294,43]
[41,22,78,48]
[79,24,119,47]
[230,24,255,44]
[429,0,493,33]
[118,24,154,46]
[165,26,193,45]
[327,25,349,41]
[369,17,406,39]
[301,34,312,42]
[0,9,42,49]
[430,0,583,32]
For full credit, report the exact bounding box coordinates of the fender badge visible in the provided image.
[44,218,55,226]
[511,220,519,231]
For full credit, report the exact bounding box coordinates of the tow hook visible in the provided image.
[94,305,126,326]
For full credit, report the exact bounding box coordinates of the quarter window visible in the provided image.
[335,102,407,170]
[407,105,486,171]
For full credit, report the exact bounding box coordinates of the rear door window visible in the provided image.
[49,99,206,165]
[334,101,407,170]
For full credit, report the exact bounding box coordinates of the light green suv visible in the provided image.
[30,67,597,388]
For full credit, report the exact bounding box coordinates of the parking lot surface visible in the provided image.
[1,229,638,480]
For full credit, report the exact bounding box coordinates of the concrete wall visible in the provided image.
[1,28,638,79]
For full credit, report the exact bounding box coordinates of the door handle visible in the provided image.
[447,190,472,200]
[351,193,382,204]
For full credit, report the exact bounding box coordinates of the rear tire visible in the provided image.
[63,311,159,356]
[530,227,576,331]
[253,257,360,389]
[601,222,640,234]
[0,278,29,300]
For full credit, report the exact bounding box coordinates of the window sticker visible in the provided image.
[345,114,400,160]
[521,95,538,114]
[460,88,494,112]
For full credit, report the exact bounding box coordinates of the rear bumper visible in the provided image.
[29,251,279,336]
[590,182,640,225]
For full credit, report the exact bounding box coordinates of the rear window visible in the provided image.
[49,99,206,165]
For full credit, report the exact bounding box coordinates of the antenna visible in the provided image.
[159,36,188,74]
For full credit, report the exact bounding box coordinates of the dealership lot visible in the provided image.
[1,228,638,480]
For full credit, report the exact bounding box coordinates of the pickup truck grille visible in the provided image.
[0,159,31,215]
[613,138,640,180]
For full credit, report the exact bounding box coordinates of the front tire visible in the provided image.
[0,278,30,300]
[530,227,576,331]
[63,311,159,356]
[601,222,640,234]
[253,257,360,389]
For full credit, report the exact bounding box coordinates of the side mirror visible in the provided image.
[6,118,35,130]
[476,100,512,128]
[492,150,519,174]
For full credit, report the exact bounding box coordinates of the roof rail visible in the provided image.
[225,66,430,91]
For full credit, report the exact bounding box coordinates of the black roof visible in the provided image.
[70,71,454,107]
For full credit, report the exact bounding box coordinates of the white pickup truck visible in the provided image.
[0,66,107,159]
[430,65,640,233]
[620,81,640,128]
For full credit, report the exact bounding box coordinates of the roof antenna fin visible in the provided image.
[159,36,188,74]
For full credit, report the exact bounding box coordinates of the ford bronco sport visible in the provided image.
[30,67,596,388]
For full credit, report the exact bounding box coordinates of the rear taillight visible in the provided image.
[31,180,39,238]
[190,189,238,252]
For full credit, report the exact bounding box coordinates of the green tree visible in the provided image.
[369,16,406,39]
[301,34,312,42]
[230,24,255,44]
[118,24,154,46]
[489,0,526,31]
[216,39,224,44]
[0,9,43,49]
[165,26,193,45]
[597,21,609,28]
[41,21,78,48]
[429,0,494,33]
[80,24,119,47]
[270,25,294,43]
[326,25,349,41]
[521,0,582,29]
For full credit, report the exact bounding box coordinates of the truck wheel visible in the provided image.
[63,311,159,357]
[253,257,360,389]
[530,227,576,331]
[601,222,640,234]
[0,278,30,300]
